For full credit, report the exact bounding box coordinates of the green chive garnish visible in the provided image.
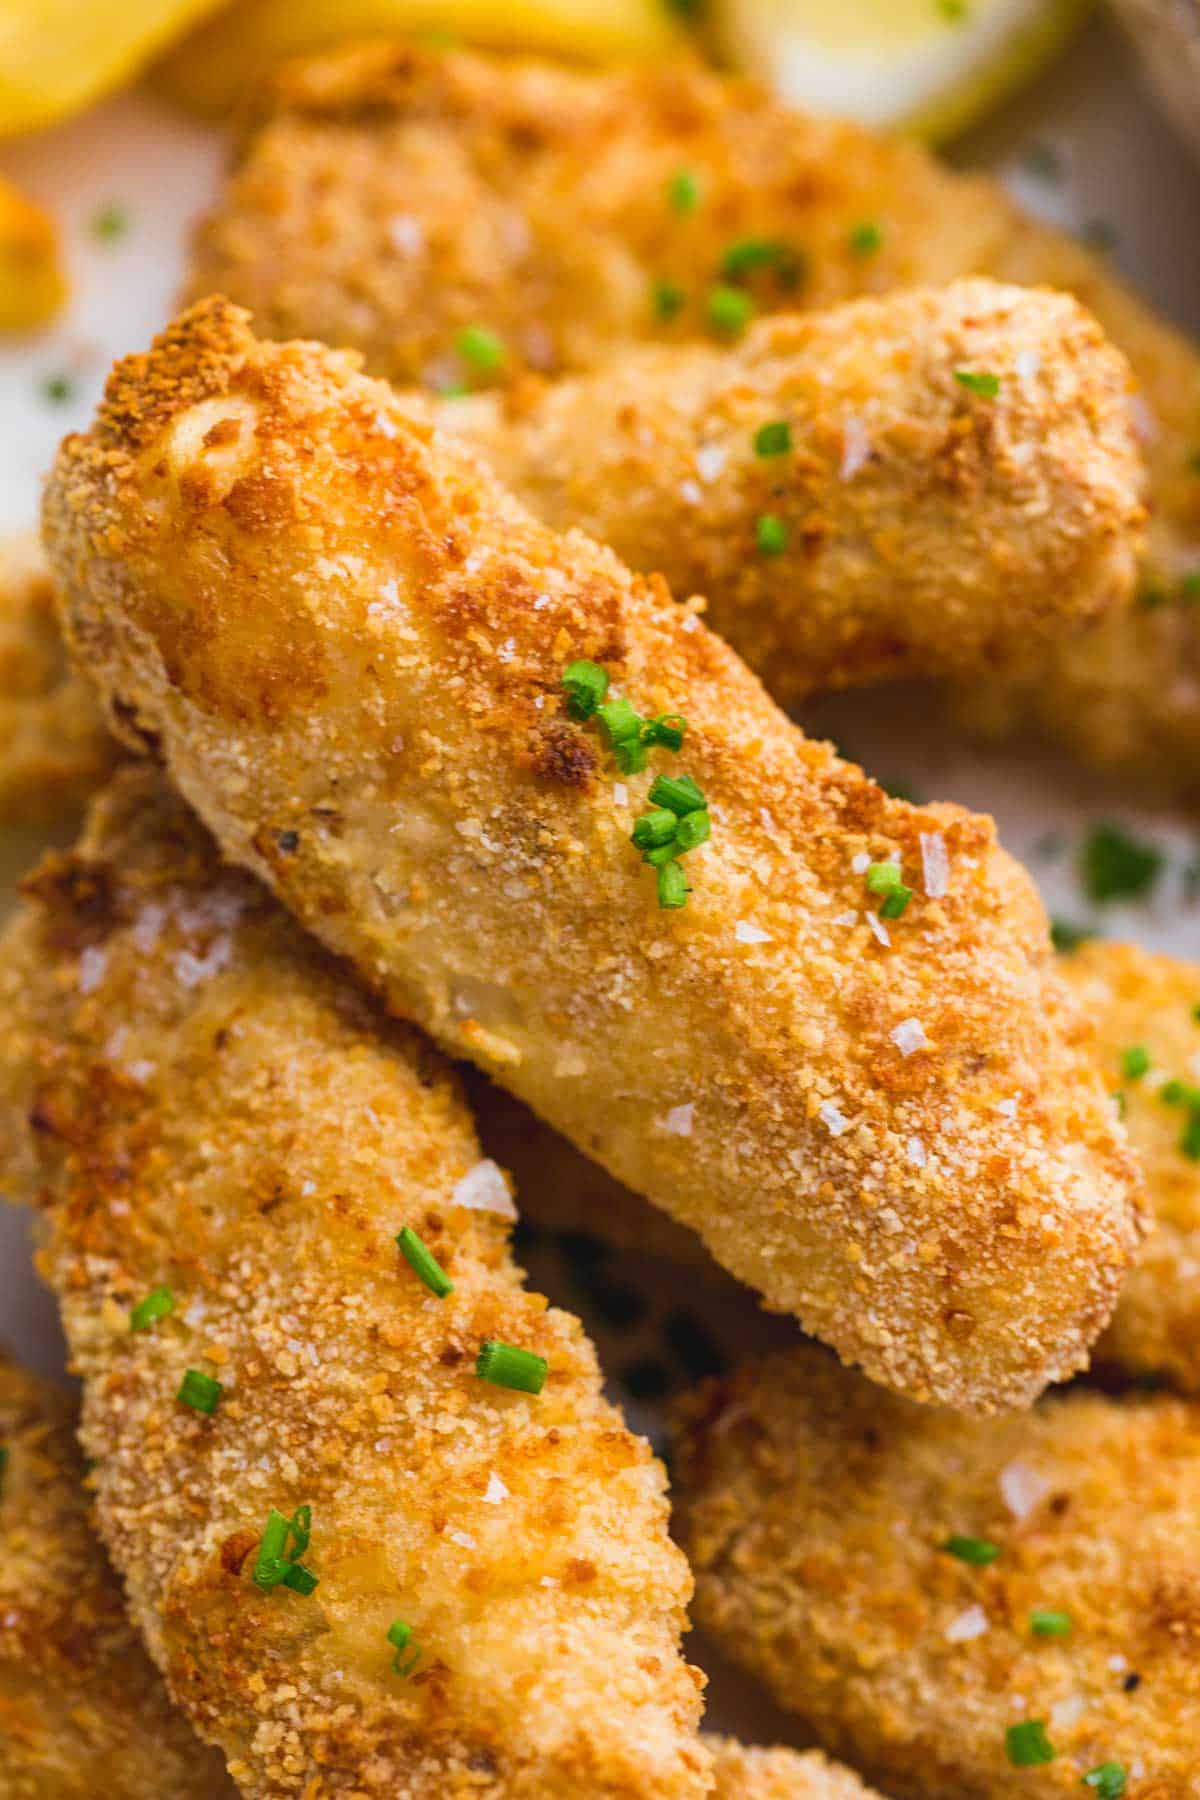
[657,861,690,910]
[649,773,706,817]
[755,513,788,555]
[1030,1608,1072,1637]
[849,220,883,256]
[674,810,711,853]
[597,697,643,748]
[281,1562,319,1596]
[879,886,913,919]
[1181,1115,1200,1161]
[177,1369,222,1415]
[562,659,609,721]
[954,369,1000,399]
[641,713,687,751]
[476,1340,548,1394]
[456,325,505,374]
[1082,1766,1127,1799]
[942,1535,1000,1566]
[130,1287,175,1332]
[642,841,681,869]
[632,810,679,852]
[387,1618,422,1676]
[1050,917,1094,953]
[613,736,649,775]
[707,284,753,336]
[720,238,803,287]
[668,169,700,214]
[653,279,686,321]
[754,420,792,457]
[253,1505,316,1593]
[92,203,129,244]
[1005,1721,1055,1767]
[1080,823,1163,905]
[1121,1045,1151,1081]
[40,372,75,405]
[397,1226,453,1298]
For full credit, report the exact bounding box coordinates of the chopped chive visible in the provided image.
[668,169,700,214]
[641,713,687,751]
[657,861,690,910]
[177,1369,223,1415]
[849,220,883,256]
[1050,917,1094,953]
[1181,1115,1200,1161]
[954,369,1000,399]
[1080,822,1163,904]
[280,1562,319,1595]
[130,1287,175,1332]
[653,278,686,321]
[707,284,753,336]
[1162,1080,1200,1109]
[92,203,129,244]
[879,885,913,919]
[674,810,711,853]
[1121,1045,1151,1081]
[720,238,803,288]
[1006,1721,1055,1767]
[939,0,968,18]
[753,419,792,457]
[1030,1608,1072,1637]
[437,380,469,398]
[632,810,680,852]
[289,1505,312,1556]
[476,1340,547,1395]
[865,861,904,895]
[755,513,788,555]
[397,1226,453,1298]
[942,1534,1000,1566]
[253,1509,292,1590]
[597,697,643,747]
[1182,571,1200,601]
[613,736,649,775]
[387,1618,422,1676]
[1137,584,1168,610]
[40,372,75,405]
[1082,1766,1127,1798]
[649,773,706,817]
[642,841,681,868]
[456,325,505,374]
[1193,1004,1200,1024]
[562,659,609,721]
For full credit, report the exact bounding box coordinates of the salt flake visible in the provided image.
[891,1018,928,1057]
[735,920,772,945]
[452,1159,517,1220]
[919,832,950,899]
[945,1604,989,1643]
[664,1104,695,1137]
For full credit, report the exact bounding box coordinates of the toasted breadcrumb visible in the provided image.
[1062,941,1200,1393]
[42,298,1145,1413]
[0,533,117,828]
[675,1344,1200,1798]
[0,1350,233,1798]
[187,40,1200,792]
[706,1736,882,1798]
[0,768,708,1798]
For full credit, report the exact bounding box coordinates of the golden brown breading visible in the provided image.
[0,767,708,1799]
[675,1344,1200,1798]
[436,282,1142,699]
[1060,941,1200,1393]
[0,533,117,829]
[705,1738,881,1799]
[187,40,1200,792]
[0,1351,233,1799]
[43,299,1145,1413]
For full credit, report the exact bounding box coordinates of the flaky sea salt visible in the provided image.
[945,1605,989,1643]
[919,832,950,899]
[840,414,871,480]
[1050,1694,1086,1732]
[1000,1460,1049,1520]
[78,946,107,994]
[833,909,858,926]
[679,479,703,506]
[1014,348,1042,381]
[891,1019,928,1057]
[851,851,871,874]
[449,1530,477,1550]
[906,1136,927,1169]
[695,444,726,483]
[819,1101,850,1137]
[664,1104,695,1137]
[483,1472,509,1505]
[452,1159,517,1220]
[735,920,772,944]
[866,913,891,948]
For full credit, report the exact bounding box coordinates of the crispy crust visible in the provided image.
[0,767,707,1798]
[0,533,118,828]
[675,1344,1200,1798]
[438,281,1142,699]
[42,298,1145,1412]
[0,1352,233,1798]
[706,1737,881,1799]
[187,40,1200,792]
[1061,941,1200,1393]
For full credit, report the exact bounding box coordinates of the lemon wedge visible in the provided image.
[710,0,1094,141]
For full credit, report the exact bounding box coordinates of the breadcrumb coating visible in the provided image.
[0,533,117,828]
[0,1351,233,1799]
[0,767,708,1798]
[675,1344,1200,1798]
[187,40,1200,792]
[430,280,1142,698]
[42,298,1145,1412]
[705,1737,881,1799]
[1061,941,1200,1393]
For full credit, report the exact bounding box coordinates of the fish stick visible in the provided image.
[188,40,1200,793]
[0,1351,234,1798]
[0,532,119,829]
[706,1739,881,1799]
[0,766,708,1798]
[44,299,1144,1412]
[674,1343,1200,1798]
[1060,940,1200,1394]
[433,281,1142,698]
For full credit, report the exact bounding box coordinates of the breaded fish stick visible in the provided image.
[0,1351,233,1798]
[436,282,1141,698]
[0,768,708,1798]
[0,533,118,828]
[189,40,1200,793]
[706,1740,881,1799]
[675,1344,1200,1798]
[1061,940,1200,1394]
[44,300,1143,1412]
